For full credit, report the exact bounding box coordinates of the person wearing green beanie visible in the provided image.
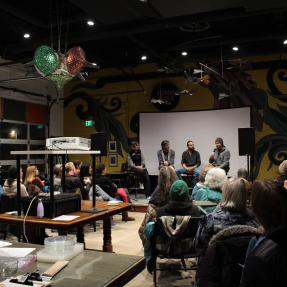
[157,180,201,217]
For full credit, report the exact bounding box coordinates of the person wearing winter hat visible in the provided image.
[209,137,230,174]
[156,180,201,217]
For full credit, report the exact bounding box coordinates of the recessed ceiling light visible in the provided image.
[87,20,95,26]
[23,33,30,39]
[283,39,287,45]
[232,46,239,51]
[141,55,147,61]
[181,51,188,56]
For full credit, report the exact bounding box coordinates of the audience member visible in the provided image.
[197,177,258,248]
[127,141,151,196]
[157,140,175,169]
[194,167,227,213]
[237,168,249,180]
[53,164,62,191]
[95,163,134,221]
[138,166,177,244]
[240,180,287,287]
[24,165,45,195]
[73,160,82,177]
[79,162,116,201]
[176,140,201,182]
[209,137,230,174]
[191,164,213,199]
[65,162,88,199]
[3,166,28,197]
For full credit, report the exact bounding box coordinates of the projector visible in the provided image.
[46,137,91,150]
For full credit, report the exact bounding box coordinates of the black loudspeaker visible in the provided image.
[91,133,107,156]
[238,128,255,156]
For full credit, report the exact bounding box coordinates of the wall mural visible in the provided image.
[64,60,287,178]
[64,92,128,156]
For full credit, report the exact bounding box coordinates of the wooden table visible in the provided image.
[0,201,131,252]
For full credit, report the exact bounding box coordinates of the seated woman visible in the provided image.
[79,162,116,201]
[24,165,45,195]
[95,163,129,203]
[95,163,134,221]
[3,165,28,197]
[194,167,227,213]
[240,180,287,287]
[199,177,258,244]
[138,166,177,245]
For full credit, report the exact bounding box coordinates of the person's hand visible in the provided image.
[136,166,144,170]
[284,180,287,190]
[163,161,169,166]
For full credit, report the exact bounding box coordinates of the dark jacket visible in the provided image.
[196,225,261,287]
[240,225,287,287]
[210,146,230,173]
[65,175,88,199]
[181,149,201,167]
[94,175,117,197]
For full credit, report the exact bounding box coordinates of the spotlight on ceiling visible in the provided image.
[141,55,147,61]
[181,51,188,56]
[87,20,95,26]
[283,39,287,45]
[23,33,30,39]
[232,46,239,51]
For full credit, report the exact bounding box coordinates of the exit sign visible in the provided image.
[85,120,93,127]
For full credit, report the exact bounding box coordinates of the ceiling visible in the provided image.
[0,0,287,69]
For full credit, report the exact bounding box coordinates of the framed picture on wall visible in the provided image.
[108,154,118,167]
[108,141,117,153]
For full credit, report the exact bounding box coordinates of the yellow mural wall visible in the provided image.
[64,55,287,179]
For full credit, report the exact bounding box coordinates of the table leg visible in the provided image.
[103,216,113,252]
[76,226,86,249]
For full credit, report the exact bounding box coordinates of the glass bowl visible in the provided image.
[44,236,75,254]
[0,257,18,280]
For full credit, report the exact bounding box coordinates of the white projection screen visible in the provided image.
[139,107,251,176]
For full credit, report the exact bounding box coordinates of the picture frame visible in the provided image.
[108,154,118,167]
[108,141,117,153]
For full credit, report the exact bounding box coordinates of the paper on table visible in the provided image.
[52,215,80,221]
[0,240,12,247]
[0,248,35,258]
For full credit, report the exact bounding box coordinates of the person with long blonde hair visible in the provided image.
[24,165,44,195]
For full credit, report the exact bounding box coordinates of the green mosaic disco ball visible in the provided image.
[34,45,59,76]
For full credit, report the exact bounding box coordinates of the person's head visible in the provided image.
[169,180,189,202]
[73,160,82,176]
[237,168,249,180]
[79,162,91,178]
[278,160,287,175]
[6,165,22,186]
[204,167,227,190]
[65,162,76,176]
[53,164,62,178]
[199,163,214,183]
[130,141,140,152]
[187,140,194,151]
[215,137,224,149]
[251,180,287,231]
[24,165,39,185]
[161,140,170,153]
[96,163,106,175]
[220,177,248,211]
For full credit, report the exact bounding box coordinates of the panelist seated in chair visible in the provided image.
[176,140,201,181]
[127,141,151,196]
[157,140,175,169]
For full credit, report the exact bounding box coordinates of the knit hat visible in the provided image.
[279,160,287,175]
[169,180,189,201]
[215,137,224,146]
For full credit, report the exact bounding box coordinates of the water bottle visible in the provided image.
[37,199,44,218]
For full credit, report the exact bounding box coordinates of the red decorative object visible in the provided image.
[66,47,86,75]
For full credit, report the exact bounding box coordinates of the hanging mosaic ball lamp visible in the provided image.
[34,45,87,89]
